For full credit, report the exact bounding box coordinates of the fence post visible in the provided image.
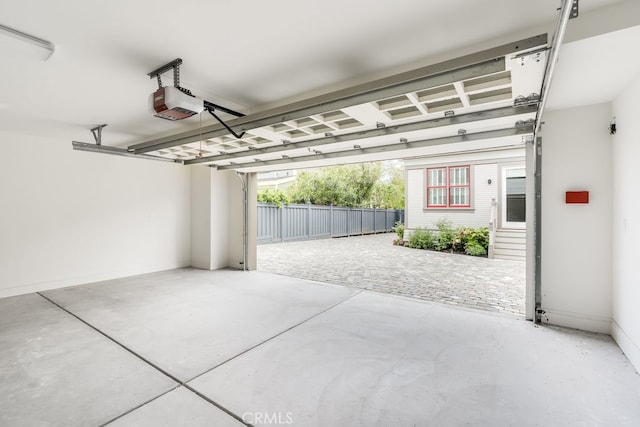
[330,204,334,237]
[361,209,364,236]
[307,202,311,240]
[373,207,376,234]
[347,207,350,237]
[280,205,285,242]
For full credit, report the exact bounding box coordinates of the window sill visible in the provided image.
[423,208,475,212]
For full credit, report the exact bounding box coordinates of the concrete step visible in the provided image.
[495,233,526,241]
[495,240,526,249]
[493,247,526,261]
[494,253,526,261]
[494,242,525,250]
[493,228,526,261]
[495,229,526,237]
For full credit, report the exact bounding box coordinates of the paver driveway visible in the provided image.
[258,233,526,316]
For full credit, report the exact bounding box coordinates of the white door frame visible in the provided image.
[501,165,526,229]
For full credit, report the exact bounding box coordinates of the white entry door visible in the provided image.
[501,167,526,229]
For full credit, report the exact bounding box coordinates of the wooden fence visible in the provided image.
[257,203,404,244]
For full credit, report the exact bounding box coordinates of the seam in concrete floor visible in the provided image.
[183,290,362,384]
[36,292,248,427]
[36,289,362,427]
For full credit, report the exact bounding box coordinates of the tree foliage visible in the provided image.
[258,162,405,209]
[370,162,405,209]
[257,188,289,208]
[287,163,383,208]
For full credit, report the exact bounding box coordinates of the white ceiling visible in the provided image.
[546,25,640,110]
[0,0,636,164]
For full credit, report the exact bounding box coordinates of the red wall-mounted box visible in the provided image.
[566,191,589,204]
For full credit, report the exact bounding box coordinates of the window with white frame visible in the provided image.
[426,166,470,208]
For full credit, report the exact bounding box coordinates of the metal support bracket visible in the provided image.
[91,124,107,146]
[147,58,183,88]
[570,0,579,19]
[514,93,540,107]
[206,107,246,139]
[72,125,180,163]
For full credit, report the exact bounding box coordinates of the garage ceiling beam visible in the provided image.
[214,125,534,170]
[129,34,546,155]
[184,104,537,165]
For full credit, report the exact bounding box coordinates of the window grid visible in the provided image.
[426,168,447,207]
[426,165,471,208]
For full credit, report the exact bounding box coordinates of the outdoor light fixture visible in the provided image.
[0,23,54,60]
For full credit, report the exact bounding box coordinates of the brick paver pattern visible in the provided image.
[258,233,525,316]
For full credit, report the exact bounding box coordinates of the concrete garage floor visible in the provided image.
[1,269,639,426]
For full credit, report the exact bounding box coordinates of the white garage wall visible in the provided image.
[225,171,245,270]
[190,168,246,270]
[540,104,612,333]
[190,166,213,269]
[0,132,191,298]
[611,72,640,371]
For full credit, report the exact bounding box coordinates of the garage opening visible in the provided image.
[256,159,527,317]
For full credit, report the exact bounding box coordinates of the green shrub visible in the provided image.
[257,188,289,208]
[393,221,405,241]
[468,227,489,248]
[435,219,455,251]
[453,227,472,252]
[408,228,435,250]
[466,241,487,256]
[402,221,489,257]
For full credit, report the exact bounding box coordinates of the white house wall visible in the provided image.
[0,131,192,298]
[405,148,524,231]
[540,103,613,334]
[611,72,640,371]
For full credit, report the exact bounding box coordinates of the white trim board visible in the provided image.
[611,320,640,373]
[541,308,611,335]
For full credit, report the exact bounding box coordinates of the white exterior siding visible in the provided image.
[404,147,525,234]
[406,164,497,231]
